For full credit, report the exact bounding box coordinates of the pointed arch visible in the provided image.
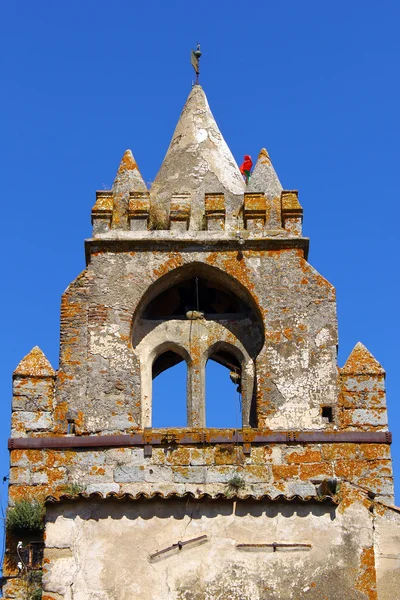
[133,261,264,428]
[132,261,264,353]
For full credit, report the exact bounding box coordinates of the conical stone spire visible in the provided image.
[151,85,245,230]
[248,148,283,229]
[341,342,385,375]
[14,346,55,378]
[248,148,283,200]
[113,150,147,194]
[112,150,147,230]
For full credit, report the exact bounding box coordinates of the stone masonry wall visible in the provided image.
[38,496,376,600]
[54,245,339,433]
[8,440,394,503]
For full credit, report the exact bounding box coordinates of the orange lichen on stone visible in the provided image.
[13,346,55,378]
[299,462,333,480]
[286,449,322,464]
[358,444,391,460]
[214,445,243,466]
[244,193,267,212]
[166,447,191,465]
[91,192,113,213]
[205,193,225,212]
[272,464,300,479]
[129,193,150,216]
[355,547,378,600]
[53,402,68,422]
[91,466,105,475]
[257,147,272,165]
[341,342,385,376]
[153,253,184,280]
[206,251,256,295]
[116,149,140,175]
[321,444,358,461]
[281,190,302,212]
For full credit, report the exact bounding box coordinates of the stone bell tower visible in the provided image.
[3,84,400,600]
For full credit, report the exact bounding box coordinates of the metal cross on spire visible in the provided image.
[191,43,202,85]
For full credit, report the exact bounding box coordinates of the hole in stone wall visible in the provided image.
[206,353,242,428]
[152,352,187,427]
[321,406,333,423]
[67,420,75,435]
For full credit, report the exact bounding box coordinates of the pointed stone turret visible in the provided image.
[248,148,283,200]
[341,342,385,375]
[339,342,387,432]
[151,85,245,229]
[13,346,55,378]
[246,148,283,229]
[112,150,147,230]
[12,346,55,435]
[112,150,147,194]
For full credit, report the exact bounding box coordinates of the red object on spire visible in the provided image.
[239,155,253,182]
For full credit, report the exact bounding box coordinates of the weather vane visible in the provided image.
[191,43,202,85]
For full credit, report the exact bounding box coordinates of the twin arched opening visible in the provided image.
[133,263,264,429]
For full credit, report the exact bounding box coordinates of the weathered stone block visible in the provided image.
[286,481,316,497]
[172,466,206,483]
[272,464,300,480]
[79,465,114,484]
[341,375,385,393]
[106,447,144,466]
[85,482,120,495]
[190,447,215,466]
[285,448,322,464]
[205,466,240,484]
[165,447,191,466]
[299,462,334,480]
[358,444,391,461]
[242,465,270,483]
[11,410,52,433]
[9,467,31,485]
[321,443,358,461]
[114,465,146,483]
[348,408,388,427]
[13,378,54,411]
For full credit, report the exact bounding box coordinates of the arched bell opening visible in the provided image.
[132,262,264,358]
[205,341,255,428]
[139,341,191,429]
[206,349,243,428]
[133,262,263,429]
[152,350,188,428]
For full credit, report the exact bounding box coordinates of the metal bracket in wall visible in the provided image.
[149,535,208,562]
[143,428,153,457]
[243,443,251,455]
[144,444,152,458]
[237,542,311,552]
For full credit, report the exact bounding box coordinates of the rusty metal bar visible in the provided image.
[237,542,312,552]
[8,430,392,450]
[149,535,208,562]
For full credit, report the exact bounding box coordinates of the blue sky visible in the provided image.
[0,0,399,523]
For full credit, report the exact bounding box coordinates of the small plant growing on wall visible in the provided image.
[62,482,86,496]
[225,473,246,496]
[149,204,168,230]
[6,499,45,536]
[28,569,42,600]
